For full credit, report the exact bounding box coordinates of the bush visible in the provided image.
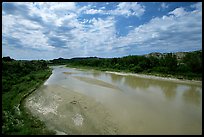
[2,59,54,135]
[177,64,190,73]
[152,66,169,73]
[131,65,143,73]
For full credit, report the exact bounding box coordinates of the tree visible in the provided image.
[183,51,202,74]
[163,53,178,72]
[2,56,14,62]
[148,56,159,69]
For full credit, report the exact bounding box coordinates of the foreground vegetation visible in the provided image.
[50,50,202,81]
[2,57,55,135]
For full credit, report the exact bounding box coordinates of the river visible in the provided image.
[25,65,202,135]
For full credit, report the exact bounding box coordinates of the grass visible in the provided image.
[2,69,56,135]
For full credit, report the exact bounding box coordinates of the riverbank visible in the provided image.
[2,68,55,135]
[25,84,119,135]
[66,65,202,85]
[106,71,202,85]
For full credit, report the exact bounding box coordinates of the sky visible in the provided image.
[2,2,202,60]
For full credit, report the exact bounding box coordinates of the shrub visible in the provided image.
[131,65,143,73]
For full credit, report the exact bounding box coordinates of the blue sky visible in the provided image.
[2,2,202,60]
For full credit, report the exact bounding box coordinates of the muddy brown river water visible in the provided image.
[25,65,202,135]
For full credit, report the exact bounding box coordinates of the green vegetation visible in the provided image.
[50,50,202,81]
[2,57,55,135]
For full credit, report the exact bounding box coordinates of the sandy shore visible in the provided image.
[66,66,201,85]
[73,76,123,91]
[105,71,202,85]
[25,84,119,135]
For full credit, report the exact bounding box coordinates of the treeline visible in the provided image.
[2,58,49,93]
[50,50,202,80]
[2,57,54,135]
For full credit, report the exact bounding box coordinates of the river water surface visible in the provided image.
[25,66,202,135]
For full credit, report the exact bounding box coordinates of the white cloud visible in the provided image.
[2,44,56,60]
[2,15,16,35]
[68,16,116,54]
[84,8,104,14]
[100,6,105,10]
[113,5,201,53]
[2,2,202,59]
[168,7,187,17]
[49,2,76,11]
[161,2,168,9]
[191,2,202,10]
[3,13,55,51]
[114,2,145,17]
[83,2,145,17]
[24,2,78,27]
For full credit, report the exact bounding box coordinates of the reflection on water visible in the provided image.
[123,75,151,90]
[109,73,123,83]
[42,66,202,134]
[183,86,201,106]
[160,82,177,100]
[92,71,101,78]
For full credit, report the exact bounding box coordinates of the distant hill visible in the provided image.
[71,57,98,60]
[144,50,202,61]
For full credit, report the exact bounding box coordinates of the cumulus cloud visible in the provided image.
[114,2,145,17]
[2,2,202,59]
[66,16,116,56]
[2,11,55,51]
[168,7,187,17]
[83,2,145,17]
[113,3,202,54]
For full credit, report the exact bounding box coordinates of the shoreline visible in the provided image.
[25,84,119,135]
[105,71,202,85]
[65,66,201,85]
